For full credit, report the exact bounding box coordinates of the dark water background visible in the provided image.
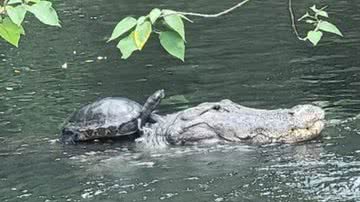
[1,0,360,201]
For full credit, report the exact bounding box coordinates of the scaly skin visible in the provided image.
[138,99,325,146]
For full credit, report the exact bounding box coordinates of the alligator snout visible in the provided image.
[283,104,325,143]
[290,104,325,128]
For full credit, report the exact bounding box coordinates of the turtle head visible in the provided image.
[151,89,165,101]
[141,89,165,121]
[60,128,80,144]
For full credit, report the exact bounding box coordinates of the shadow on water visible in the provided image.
[0,0,360,201]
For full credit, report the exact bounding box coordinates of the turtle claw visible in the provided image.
[137,118,143,132]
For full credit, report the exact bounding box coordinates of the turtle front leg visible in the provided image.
[137,118,143,131]
[137,118,156,136]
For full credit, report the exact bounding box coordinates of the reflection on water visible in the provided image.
[0,0,360,201]
[256,146,360,201]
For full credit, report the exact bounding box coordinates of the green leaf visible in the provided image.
[306,30,323,46]
[6,5,27,26]
[310,5,328,18]
[0,17,25,47]
[305,19,316,24]
[26,0,41,3]
[134,20,152,50]
[163,9,185,41]
[137,16,146,25]
[149,8,161,24]
[26,1,60,27]
[7,0,23,4]
[108,16,137,42]
[318,20,343,37]
[159,31,185,61]
[117,32,138,59]
[316,11,328,18]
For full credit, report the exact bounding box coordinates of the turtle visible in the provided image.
[60,89,165,144]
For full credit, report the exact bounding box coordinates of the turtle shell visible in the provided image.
[62,97,142,142]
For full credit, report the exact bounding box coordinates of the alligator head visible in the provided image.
[145,100,325,145]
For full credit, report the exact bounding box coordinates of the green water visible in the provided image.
[1,0,360,201]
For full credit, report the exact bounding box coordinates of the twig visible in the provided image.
[165,0,251,18]
[289,0,306,41]
[0,0,7,15]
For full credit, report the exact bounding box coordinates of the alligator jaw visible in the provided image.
[283,119,325,143]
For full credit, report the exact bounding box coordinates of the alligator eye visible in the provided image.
[288,111,295,116]
[212,105,221,111]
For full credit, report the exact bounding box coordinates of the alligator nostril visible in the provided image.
[288,111,295,116]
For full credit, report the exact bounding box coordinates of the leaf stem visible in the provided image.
[288,0,306,41]
[0,0,8,15]
[162,0,251,18]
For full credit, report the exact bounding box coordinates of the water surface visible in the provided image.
[1,0,360,201]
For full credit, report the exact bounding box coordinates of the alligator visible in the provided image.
[137,99,325,146]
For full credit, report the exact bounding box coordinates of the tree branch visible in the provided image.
[288,0,306,41]
[0,0,7,15]
[172,0,251,18]
[167,0,307,43]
